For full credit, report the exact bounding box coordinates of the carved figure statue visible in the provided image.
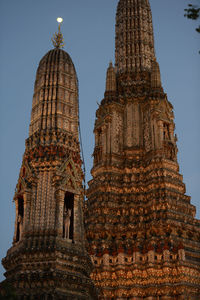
[63,209,72,239]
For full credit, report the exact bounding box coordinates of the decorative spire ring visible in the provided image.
[52,17,65,49]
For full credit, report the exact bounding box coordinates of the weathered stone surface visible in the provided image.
[1,48,97,299]
[86,0,200,299]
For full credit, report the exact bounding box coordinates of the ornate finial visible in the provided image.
[52,17,65,49]
[109,60,113,68]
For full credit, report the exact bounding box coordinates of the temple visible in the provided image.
[1,22,97,299]
[1,1,200,299]
[85,0,200,299]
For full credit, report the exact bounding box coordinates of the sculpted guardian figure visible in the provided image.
[63,208,72,239]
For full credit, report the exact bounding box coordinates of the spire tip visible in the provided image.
[52,17,65,49]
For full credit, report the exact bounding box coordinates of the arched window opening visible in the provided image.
[63,192,74,240]
[16,196,24,242]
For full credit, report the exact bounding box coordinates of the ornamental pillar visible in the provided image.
[163,249,170,261]
[13,198,19,243]
[73,193,84,244]
[23,189,32,234]
[158,120,163,146]
[55,189,65,237]
[169,124,174,142]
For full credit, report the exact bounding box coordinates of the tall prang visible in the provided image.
[1,21,97,300]
[85,0,200,299]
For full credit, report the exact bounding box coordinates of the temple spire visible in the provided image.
[115,0,156,73]
[86,1,200,297]
[2,22,97,299]
[52,17,65,49]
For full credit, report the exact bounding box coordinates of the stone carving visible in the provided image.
[113,111,122,153]
[143,111,152,152]
[86,0,200,298]
[63,209,72,239]
[115,0,155,73]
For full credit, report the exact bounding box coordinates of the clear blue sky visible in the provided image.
[0,0,199,281]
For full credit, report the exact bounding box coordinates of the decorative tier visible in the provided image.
[2,43,97,299]
[115,0,155,73]
[86,0,200,299]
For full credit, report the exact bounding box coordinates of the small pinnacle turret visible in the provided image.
[151,59,162,89]
[105,61,116,93]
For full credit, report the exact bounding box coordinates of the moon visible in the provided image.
[57,17,63,23]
